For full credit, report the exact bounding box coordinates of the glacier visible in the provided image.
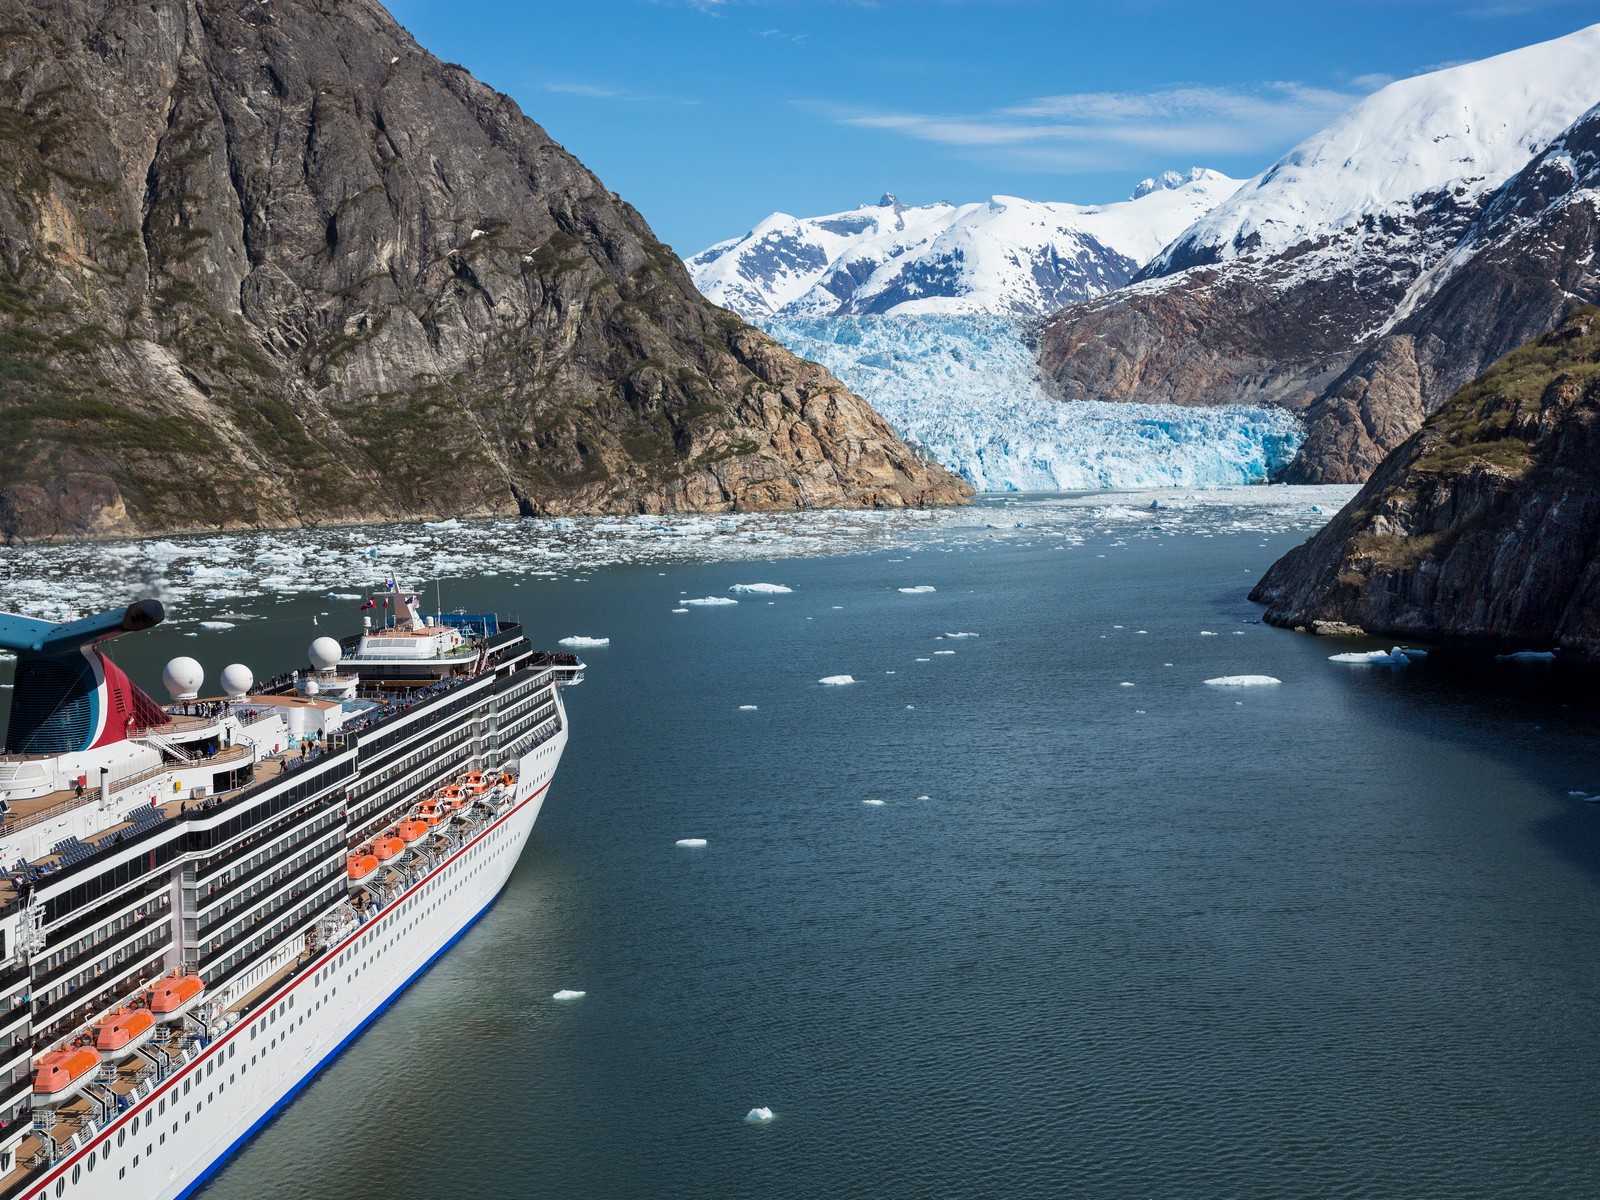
[760,315,1305,491]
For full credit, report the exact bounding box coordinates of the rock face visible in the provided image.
[1038,27,1600,484]
[0,0,968,541]
[1251,308,1600,659]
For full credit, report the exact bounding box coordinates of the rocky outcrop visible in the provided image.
[1038,31,1600,483]
[1250,308,1600,659]
[0,0,967,541]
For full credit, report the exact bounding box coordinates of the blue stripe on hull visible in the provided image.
[176,886,508,1199]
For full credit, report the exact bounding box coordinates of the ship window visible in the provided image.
[71,1167,79,1185]
[158,1099,165,1115]
[118,1131,125,1147]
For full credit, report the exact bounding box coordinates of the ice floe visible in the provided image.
[818,675,856,685]
[325,592,362,600]
[683,596,738,607]
[558,636,610,648]
[1328,647,1412,665]
[738,705,758,711]
[198,621,236,631]
[745,1107,775,1124]
[1204,675,1282,687]
[672,608,689,614]
[934,650,956,656]
[552,990,586,1001]
[729,583,792,594]
[675,838,708,848]
[898,585,937,594]
[863,799,886,806]
[943,631,978,639]
[1497,650,1557,662]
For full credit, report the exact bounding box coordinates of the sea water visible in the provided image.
[11,491,1600,1199]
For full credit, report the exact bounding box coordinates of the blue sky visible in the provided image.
[384,0,1598,255]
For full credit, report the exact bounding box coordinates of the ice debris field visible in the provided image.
[0,485,1355,623]
[762,315,1306,492]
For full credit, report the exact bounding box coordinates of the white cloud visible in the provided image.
[827,80,1374,173]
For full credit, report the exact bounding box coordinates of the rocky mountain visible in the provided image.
[685,169,1240,320]
[1039,25,1600,483]
[1250,308,1600,658]
[0,0,967,541]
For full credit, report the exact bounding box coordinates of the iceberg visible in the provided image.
[558,636,610,648]
[863,798,886,806]
[198,621,235,631]
[745,1107,775,1124]
[683,596,738,607]
[1204,675,1282,687]
[818,675,856,685]
[898,585,937,594]
[729,583,792,594]
[675,838,708,848]
[552,990,586,1001]
[1496,649,1557,662]
[1329,647,1412,665]
[760,315,1304,491]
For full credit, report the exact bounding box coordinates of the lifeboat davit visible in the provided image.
[347,853,379,880]
[371,835,405,861]
[95,1008,156,1061]
[396,820,428,845]
[147,975,206,1023]
[33,1047,101,1105]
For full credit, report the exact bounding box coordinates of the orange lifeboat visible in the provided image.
[33,1047,100,1105]
[462,773,489,797]
[417,799,445,827]
[347,852,379,880]
[500,773,515,787]
[95,1008,156,1060]
[371,835,405,861]
[147,974,206,1023]
[396,819,428,845]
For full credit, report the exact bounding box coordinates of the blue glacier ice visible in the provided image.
[760,315,1305,491]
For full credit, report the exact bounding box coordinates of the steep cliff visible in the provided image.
[1250,308,1600,658]
[0,0,968,541]
[1037,27,1600,484]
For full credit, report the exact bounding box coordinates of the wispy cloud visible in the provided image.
[823,81,1371,172]
[541,81,701,105]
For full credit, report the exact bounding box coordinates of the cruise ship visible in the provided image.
[0,585,580,1199]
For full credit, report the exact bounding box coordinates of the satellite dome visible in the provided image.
[302,679,321,697]
[220,663,254,700]
[308,637,343,672]
[162,657,204,701]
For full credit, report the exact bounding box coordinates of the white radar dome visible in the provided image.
[162,657,204,701]
[220,663,254,700]
[302,679,321,697]
[308,637,343,672]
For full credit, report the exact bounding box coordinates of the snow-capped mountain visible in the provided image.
[1041,23,1600,483]
[686,169,1240,319]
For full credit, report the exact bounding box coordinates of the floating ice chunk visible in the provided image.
[326,592,361,601]
[675,838,708,848]
[905,705,915,709]
[1396,647,1429,658]
[558,636,610,648]
[1199,631,1217,637]
[915,657,931,663]
[1568,790,1589,797]
[916,795,930,801]
[552,990,586,1001]
[198,621,235,631]
[745,1108,775,1124]
[885,670,896,675]
[818,675,856,686]
[1497,650,1557,662]
[934,650,956,656]
[1119,681,1134,687]
[863,799,885,806]
[1329,647,1411,665]
[672,608,689,614]
[1112,624,1124,629]
[729,583,792,594]
[684,596,738,607]
[898,585,937,594]
[832,605,844,610]
[944,632,978,639]
[1204,675,1282,687]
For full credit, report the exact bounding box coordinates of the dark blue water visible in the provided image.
[96,519,1600,1198]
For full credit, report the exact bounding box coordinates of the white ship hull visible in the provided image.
[35,718,567,1200]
